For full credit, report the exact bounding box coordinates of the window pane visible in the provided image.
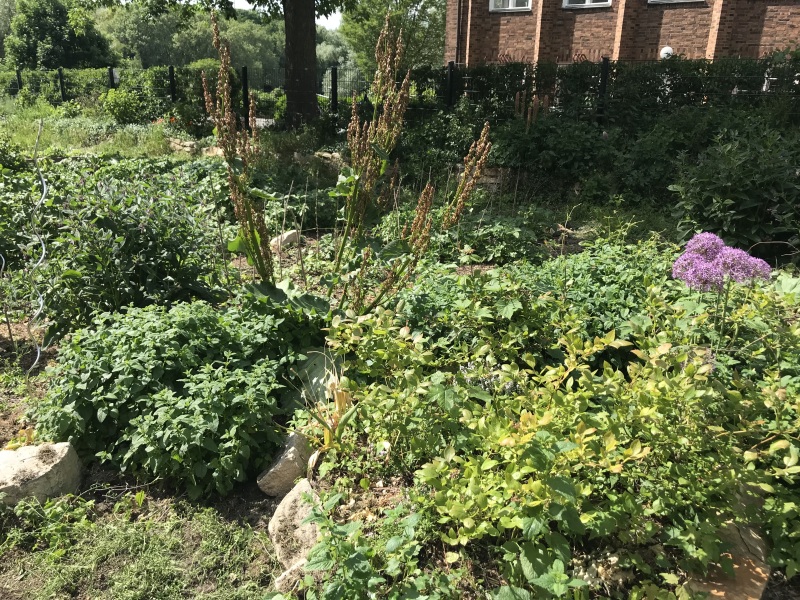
[514,0,529,6]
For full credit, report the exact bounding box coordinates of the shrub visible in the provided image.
[670,120,800,262]
[34,292,325,498]
[55,99,82,118]
[100,88,147,124]
[8,157,229,339]
[165,100,212,138]
[314,244,800,596]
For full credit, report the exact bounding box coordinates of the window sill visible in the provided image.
[562,3,613,9]
[489,7,532,12]
[648,0,705,4]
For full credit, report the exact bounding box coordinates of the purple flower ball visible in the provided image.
[685,232,726,261]
[713,247,771,283]
[672,252,703,281]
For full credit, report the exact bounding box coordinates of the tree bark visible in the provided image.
[283,0,318,125]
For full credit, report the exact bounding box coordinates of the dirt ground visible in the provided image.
[0,320,52,448]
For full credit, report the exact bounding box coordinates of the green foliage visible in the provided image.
[252,88,286,121]
[341,0,445,75]
[1,157,229,338]
[399,98,487,180]
[311,238,800,596]
[0,0,15,60]
[100,87,147,124]
[0,134,26,171]
[34,291,325,498]
[4,0,114,69]
[0,494,95,554]
[296,495,464,599]
[671,120,800,261]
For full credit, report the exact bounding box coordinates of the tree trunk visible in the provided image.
[283,0,318,125]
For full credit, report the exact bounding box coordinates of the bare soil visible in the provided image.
[765,570,800,600]
[0,321,54,448]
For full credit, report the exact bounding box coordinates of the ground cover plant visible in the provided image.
[286,236,800,599]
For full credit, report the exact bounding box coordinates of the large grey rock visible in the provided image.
[270,230,300,252]
[0,443,81,505]
[686,523,771,600]
[268,478,320,569]
[257,432,313,497]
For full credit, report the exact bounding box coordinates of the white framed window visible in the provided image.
[562,0,612,8]
[490,0,532,12]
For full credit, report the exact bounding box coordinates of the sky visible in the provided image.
[230,1,342,29]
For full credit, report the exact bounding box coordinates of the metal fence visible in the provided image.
[2,56,799,125]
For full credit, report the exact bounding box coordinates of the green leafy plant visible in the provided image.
[100,88,148,125]
[312,237,800,596]
[295,493,464,599]
[0,495,96,555]
[670,120,800,262]
[34,292,325,498]
[21,158,227,340]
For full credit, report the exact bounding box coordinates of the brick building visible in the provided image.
[445,0,800,64]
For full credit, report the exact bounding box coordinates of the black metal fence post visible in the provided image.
[57,67,67,102]
[446,61,456,107]
[330,66,338,114]
[15,69,23,95]
[168,66,177,102]
[241,66,250,131]
[107,66,115,89]
[597,56,610,123]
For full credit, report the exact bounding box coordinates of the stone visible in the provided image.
[168,138,199,154]
[686,523,771,600]
[270,230,300,252]
[268,478,320,569]
[0,443,81,505]
[201,146,224,158]
[257,432,313,497]
[274,559,307,594]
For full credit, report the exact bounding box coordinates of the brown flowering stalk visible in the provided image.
[202,13,273,283]
[333,16,491,314]
[443,122,492,229]
[334,15,411,273]
[357,183,434,314]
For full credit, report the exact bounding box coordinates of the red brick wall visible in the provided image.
[725,0,800,57]
[618,1,715,60]
[445,0,461,63]
[549,7,618,62]
[459,2,541,64]
[444,0,800,65]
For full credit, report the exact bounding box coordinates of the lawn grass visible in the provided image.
[0,97,179,158]
[0,482,282,600]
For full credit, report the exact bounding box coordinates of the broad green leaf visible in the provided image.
[491,586,533,600]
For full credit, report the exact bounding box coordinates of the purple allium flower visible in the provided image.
[673,233,772,291]
[681,257,725,292]
[713,247,771,283]
[672,252,703,282]
[684,232,726,261]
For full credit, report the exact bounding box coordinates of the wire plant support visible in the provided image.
[26,120,48,377]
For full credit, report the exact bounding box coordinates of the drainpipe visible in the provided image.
[456,0,463,64]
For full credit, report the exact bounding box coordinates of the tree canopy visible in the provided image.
[5,0,114,68]
[97,6,286,71]
[84,0,357,121]
[0,0,14,59]
[340,0,444,75]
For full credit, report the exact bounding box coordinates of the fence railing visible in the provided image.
[2,56,799,125]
